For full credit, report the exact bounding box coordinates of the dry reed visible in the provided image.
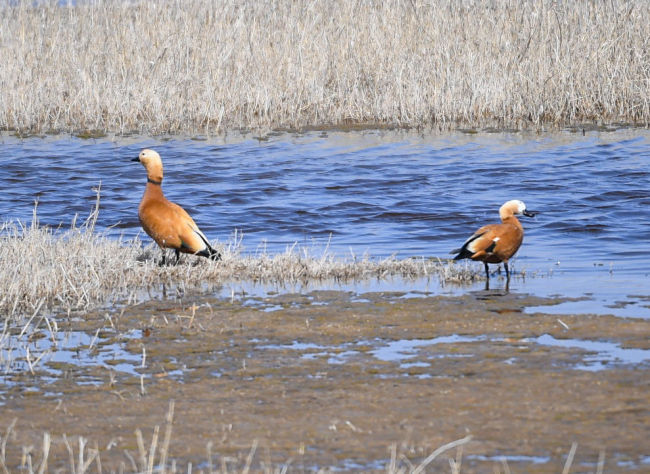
[0,0,648,135]
[0,412,593,474]
[1,415,467,473]
[0,199,481,321]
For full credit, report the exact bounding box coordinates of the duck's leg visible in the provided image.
[159,249,167,267]
[504,262,510,280]
[484,262,490,279]
[174,249,181,265]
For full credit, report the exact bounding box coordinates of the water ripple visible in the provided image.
[1,129,649,286]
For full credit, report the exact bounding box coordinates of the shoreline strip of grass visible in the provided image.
[0,203,481,320]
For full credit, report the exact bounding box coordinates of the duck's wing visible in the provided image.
[167,201,215,253]
[452,224,498,260]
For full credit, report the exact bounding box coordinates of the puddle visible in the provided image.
[0,328,143,384]
[5,327,640,390]
[261,341,359,365]
[259,333,649,375]
[330,458,387,471]
[525,294,650,319]
[616,455,650,469]
[466,454,551,465]
[218,273,650,323]
[261,341,326,352]
[261,304,285,312]
[530,334,650,371]
[400,361,430,368]
[220,280,449,311]
[262,337,483,369]
[370,335,485,363]
[262,335,463,376]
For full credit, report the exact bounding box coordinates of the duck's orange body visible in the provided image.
[452,200,535,280]
[133,149,220,264]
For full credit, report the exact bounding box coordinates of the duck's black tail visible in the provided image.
[451,246,473,261]
[451,231,486,261]
[195,232,222,261]
[208,245,221,261]
[198,244,221,261]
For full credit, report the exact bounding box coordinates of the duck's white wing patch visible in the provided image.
[465,232,487,252]
[185,222,211,250]
[467,234,500,253]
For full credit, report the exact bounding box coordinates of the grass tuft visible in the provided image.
[0,201,481,321]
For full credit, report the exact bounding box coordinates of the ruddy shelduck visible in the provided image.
[132,149,220,264]
[452,200,536,281]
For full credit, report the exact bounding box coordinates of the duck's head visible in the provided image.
[132,149,163,184]
[499,199,537,220]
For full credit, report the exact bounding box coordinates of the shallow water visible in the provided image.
[0,328,143,382]
[262,332,650,373]
[1,129,649,316]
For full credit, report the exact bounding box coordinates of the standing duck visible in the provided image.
[132,149,220,264]
[452,200,536,281]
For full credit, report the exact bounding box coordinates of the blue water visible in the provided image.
[0,329,143,382]
[1,129,649,316]
[261,334,650,372]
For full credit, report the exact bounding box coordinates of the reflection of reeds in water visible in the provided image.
[1,0,648,134]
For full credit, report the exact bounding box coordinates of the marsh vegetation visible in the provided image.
[1,0,648,135]
[0,195,482,322]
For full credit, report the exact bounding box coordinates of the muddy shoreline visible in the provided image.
[1,288,649,472]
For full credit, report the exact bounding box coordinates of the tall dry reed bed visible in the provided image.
[0,0,648,134]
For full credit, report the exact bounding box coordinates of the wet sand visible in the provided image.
[1,286,649,472]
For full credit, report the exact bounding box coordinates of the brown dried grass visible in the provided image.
[0,0,648,135]
[0,410,474,474]
[0,197,480,321]
[0,411,593,474]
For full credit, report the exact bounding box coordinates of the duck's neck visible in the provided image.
[146,162,163,185]
[143,180,165,200]
[502,214,523,230]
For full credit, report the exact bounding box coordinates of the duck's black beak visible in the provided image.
[523,210,537,218]
[131,157,140,162]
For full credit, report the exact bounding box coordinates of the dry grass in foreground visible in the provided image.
[1,403,595,473]
[1,417,469,473]
[1,0,648,135]
[0,203,480,321]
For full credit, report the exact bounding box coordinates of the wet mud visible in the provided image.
[1,288,649,472]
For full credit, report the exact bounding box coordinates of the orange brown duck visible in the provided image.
[452,200,536,281]
[132,149,220,265]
